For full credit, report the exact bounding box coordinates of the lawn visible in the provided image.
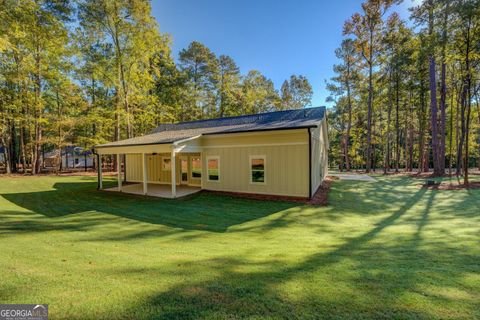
[0,175,479,319]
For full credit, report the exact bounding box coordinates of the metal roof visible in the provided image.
[96,106,326,148]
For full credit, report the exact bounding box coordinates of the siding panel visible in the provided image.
[126,153,201,185]
[202,143,309,198]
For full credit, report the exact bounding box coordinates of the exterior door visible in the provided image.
[180,157,188,185]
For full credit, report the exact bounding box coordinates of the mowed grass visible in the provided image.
[0,175,479,319]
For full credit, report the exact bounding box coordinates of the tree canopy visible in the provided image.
[329,0,480,183]
[0,0,312,174]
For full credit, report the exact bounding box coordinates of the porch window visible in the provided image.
[207,156,220,181]
[191,157,202,179]
[162,157,171,171]
[181,158,188,182]
[250,156,266,184]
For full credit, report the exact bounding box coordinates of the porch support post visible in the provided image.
[142,153,148,195]
[98,153,103,190]
[200,152,203,190]
[117,153,122,192]
[171,149,176,198]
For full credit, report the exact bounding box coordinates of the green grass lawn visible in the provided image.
[0,175,479,319]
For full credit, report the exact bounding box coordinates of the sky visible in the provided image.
[151,0,417,108]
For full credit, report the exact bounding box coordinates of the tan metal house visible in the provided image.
[94,107,328,200]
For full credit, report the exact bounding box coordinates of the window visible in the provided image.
[207,156,220,181]
[162,157,171,171]
[191,157,202,179]
[181,158,188,182]
[250,156,266,184]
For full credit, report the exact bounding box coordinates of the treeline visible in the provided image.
[327,0,480,183]
[0,0,313,174]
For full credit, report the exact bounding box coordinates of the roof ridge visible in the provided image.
[173,106,326,126]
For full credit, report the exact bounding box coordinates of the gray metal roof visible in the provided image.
[96,107,326,148]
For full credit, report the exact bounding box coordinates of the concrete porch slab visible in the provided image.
[104,183,201,199]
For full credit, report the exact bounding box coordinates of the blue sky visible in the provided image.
[151,0,416,107]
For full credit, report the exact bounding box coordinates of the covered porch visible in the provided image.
[94,135,203,199]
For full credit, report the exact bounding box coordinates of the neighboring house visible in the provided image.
[94,107,328,199]
[43,147,94,169]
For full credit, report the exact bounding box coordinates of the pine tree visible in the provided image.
[344,0,397,173]
[179,41,219,119]
[327,39,359,171]
[218,55,241,117]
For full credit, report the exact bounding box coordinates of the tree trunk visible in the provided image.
[91,75,97,137]
[366,59,373,173]
[476,92,480,170]
[464,76,472,185]
[438,1,449,175]
[19,125,26,173]
[4,147,11,174]
[429,56,439,175]
[32,33,42,175]
[385,87,393,174]
[418,81,429,173]
[457,85,467,177]
[111,1,132,139]
[59,148,63,172]
[439,62,446,175]
[345,78,353,171]
[459,16,472,185]
[395,75,400,173]
[408,119,414,171]
[9,120,17,173]
[0,116,11,173]
[365,26,375,173]
[407,96,414,172]
[455,85,462,175]
[449,84,455,175]
[65,148,69,169]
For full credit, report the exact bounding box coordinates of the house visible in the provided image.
[42,147,94,170]
[94,106,328,200]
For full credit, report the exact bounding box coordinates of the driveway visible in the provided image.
[330,173,377,182]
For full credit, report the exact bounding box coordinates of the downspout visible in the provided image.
[92,148,101,190]
[308,128,312,199]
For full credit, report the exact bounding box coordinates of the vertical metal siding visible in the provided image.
[202,144,309,197]
[125,153,201,185]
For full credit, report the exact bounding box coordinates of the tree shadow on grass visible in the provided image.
[83,186,464,319]
[0,210,118,234]
[2,177,479,318]
[104,185,479,319]
[0,181,298,233]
